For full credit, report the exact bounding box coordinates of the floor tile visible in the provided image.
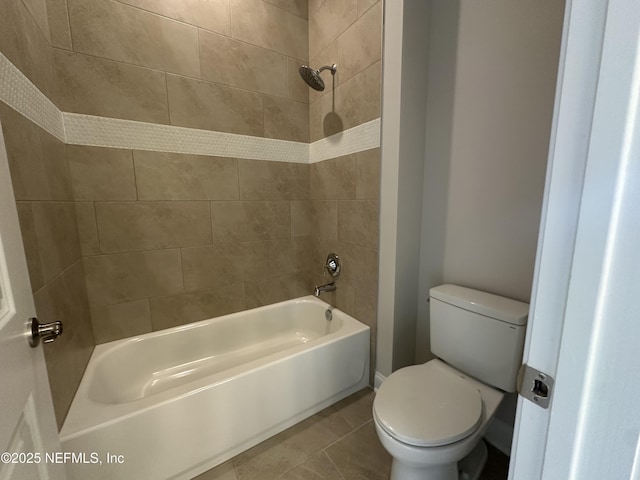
[232,405,353,480]
[277,451,343,480]
[325,421,391,480]
[194,388,510,480]
[194,461,238,480]
[332,388,374,429]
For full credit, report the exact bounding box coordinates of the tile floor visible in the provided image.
[194,388,509,480]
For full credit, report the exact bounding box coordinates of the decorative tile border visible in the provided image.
[0,53,65,141]
[309,118,381,163]
[63,113,309,163]
[0,53,380,163]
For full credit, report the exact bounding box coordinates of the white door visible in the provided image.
[0,118,66,479]
[510,0,640,478]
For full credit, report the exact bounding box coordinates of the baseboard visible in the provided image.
[484,417,513,456]
[374,371,386,391]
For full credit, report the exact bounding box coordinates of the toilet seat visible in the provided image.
[373,362,483,447]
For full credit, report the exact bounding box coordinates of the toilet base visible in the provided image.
[390,460,458,480]
[388,441,488,480]
[458,440,488,480]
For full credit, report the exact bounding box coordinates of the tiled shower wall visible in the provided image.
[53,0,310,141]
[76,150,313,342]
[0,0,94,429]
[1,0,382,426]
[308,0,382,380]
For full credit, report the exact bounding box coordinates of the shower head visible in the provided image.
[299,64,337,91]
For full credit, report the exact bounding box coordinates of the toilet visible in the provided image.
[373,284,528,480]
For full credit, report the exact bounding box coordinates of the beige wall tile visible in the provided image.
[46,0,73,49]
[167,75,264,136]
[32,202,81,283]
[355,148,380,199]
[95,202,212,253]
[211,201,290,243]
[310,155,356,199]
[357,0,378,17]
[334,280,355,317]
[238,160,309,200]
[264,97,309,142]
[0,0,55,98]
[245,270,311,309]
[287,58,310,103]
[310,200,337,239]
[40,132,74,201]
[90,299,152,344]
[308,40,338,105]
[200,31,288,98]
[16,203,45,292]
[118,0,231,36]
[68,0,200,77]
[83,249,184,305]
[338,200,378,249]
[337,2,382,84]
[0,105,52,201]
[67,145,137,201]
[150,283,246,331]
[268,236,311,274]
[333,242,377,287]
[354,278,377,330]
[308,91,327,143]
[74,202,100,255]
[309,0,357,60]
[36,260,94,428]
[265,0,308,19]
[54,49,170,124]
[22,0,51,41]
[336,60,381,131]
[310,62,381,142]
[309,0,326,15]
[290,200,312,237]
[230,0,308,59]
[182,242,268,291]
[134,151,239,201]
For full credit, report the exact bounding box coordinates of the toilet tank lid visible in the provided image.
[430,284,529,326]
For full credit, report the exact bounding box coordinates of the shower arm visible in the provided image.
[318,64,337,75]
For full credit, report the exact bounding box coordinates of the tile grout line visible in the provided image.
[323,449,348,480]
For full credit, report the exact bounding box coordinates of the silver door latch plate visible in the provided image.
[517,364,554,409]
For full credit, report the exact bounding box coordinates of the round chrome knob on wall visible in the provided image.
[325,253,341,277]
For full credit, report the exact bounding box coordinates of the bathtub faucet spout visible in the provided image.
[314,282,336,297]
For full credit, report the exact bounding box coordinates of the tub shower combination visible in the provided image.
[60,296,370,479]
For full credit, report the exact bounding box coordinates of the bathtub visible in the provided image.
[59,296,370,480]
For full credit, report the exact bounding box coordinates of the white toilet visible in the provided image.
[373,284,528,480]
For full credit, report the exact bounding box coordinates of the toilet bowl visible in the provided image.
[373,285,529,480]
[373,359,504,480]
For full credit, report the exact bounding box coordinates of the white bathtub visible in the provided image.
[60,296,370,480]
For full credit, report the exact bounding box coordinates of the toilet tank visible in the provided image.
[429,285,529,392]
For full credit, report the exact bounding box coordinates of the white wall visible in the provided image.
[379,0,564,387]
[415,0,459,365]
[415,0,564,363]
[377,0,431,378]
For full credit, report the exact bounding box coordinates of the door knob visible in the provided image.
[28,317,63,347]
